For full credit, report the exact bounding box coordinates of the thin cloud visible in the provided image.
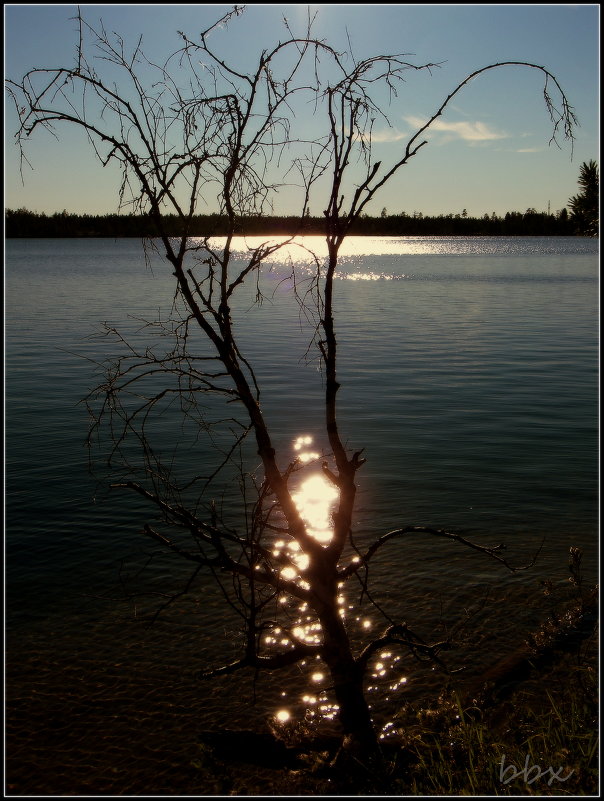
[368,128,408,143]
[404,115,510,144]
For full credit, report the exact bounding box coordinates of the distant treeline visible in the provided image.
[5,206,579,238]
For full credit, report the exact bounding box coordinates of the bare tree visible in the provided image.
[7,6,577,763]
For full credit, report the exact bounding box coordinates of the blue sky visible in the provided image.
[4,3,600,218]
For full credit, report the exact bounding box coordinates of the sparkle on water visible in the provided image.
[291,435,339,546]
[270,435,409,727]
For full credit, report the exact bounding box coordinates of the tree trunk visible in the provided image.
[319,608,381,763]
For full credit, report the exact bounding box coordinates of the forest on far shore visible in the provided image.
[4,206,582,238]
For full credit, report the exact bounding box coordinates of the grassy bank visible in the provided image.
[189,644,598,795]
[392,652,598,796]
[189,578,598,796]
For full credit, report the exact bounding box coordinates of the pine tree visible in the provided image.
[568,160,599,236]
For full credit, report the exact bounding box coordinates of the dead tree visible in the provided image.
[7,6,577,762]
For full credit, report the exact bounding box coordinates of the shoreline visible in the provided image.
[5,208,585,239]
[5,232,592,239]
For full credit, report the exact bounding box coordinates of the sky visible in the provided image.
[4,3,600,218]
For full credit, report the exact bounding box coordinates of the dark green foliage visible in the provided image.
[568,160,599,236]
[5,206,577,238]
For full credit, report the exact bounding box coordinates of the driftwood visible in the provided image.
[466,587,598,710]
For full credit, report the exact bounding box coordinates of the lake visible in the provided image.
[5,235,599,793]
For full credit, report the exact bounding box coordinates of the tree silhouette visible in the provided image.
[6,6,577,765]
[568,160,599,236]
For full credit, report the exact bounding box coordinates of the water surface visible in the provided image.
[5,235,599,792]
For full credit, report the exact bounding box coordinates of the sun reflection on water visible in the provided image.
[292,474,339,545]
[189,236,426,281]
[268,434,410,730]
[199,234,458,260]
[290,435,339,546]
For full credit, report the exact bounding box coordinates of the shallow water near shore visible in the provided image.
[5,235,598,794]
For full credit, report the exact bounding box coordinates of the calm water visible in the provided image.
[5,236,599,783]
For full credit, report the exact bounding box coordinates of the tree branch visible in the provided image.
[340,526,544,579]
